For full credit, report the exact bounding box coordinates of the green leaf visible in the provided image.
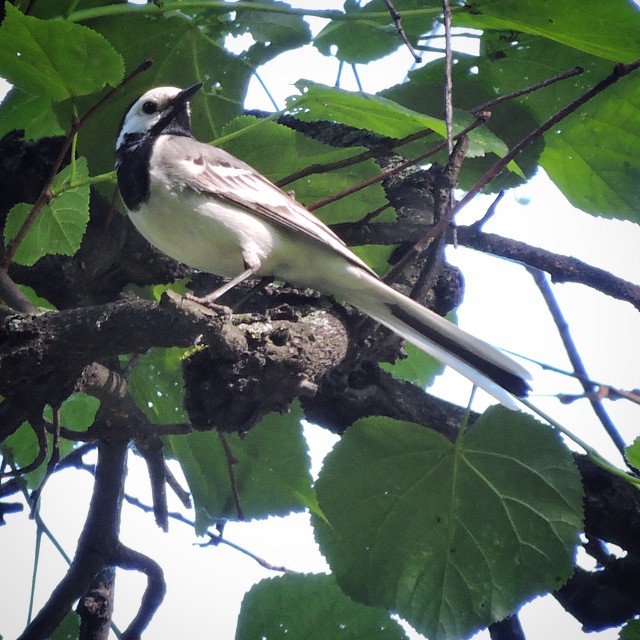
[314,0,440,64]
[620,618,640,640]
[0,88,64,141]
[289,81,510,161]
[0,393,97,488]
[128,347,189,424]
[0,3,124,101]
[17,285,57,310]
[3,157,90,266]
[50,610,80,640]
[540,74,640,222]
[314,408,584,640]
[166,402,316,531]
[43,393,100,432]
[476,33,640,222]
[380,341,443,387]
[291,81,447,139]
[626,437,640,470]
[236,1,310,44]
[457,0,640,63]
[236,573,408,640]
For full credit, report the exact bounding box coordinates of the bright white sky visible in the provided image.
[3,2,639,640]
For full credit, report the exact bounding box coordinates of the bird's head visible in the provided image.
[116,83,202,149]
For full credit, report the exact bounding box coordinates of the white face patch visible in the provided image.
[116,87,186,149]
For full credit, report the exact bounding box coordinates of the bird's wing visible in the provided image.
[160,136,378,276]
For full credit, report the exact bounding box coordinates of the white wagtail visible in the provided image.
[116,83,531,408]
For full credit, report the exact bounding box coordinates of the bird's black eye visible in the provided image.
[141,100,158,115]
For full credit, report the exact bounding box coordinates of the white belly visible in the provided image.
[129,183,278,278]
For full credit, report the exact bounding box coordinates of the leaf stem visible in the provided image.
[50,171,117,198]
[67,2,442,24]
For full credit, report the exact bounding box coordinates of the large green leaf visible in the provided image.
[289,81,510,161]
[166,402,316,530]
[381,54,541,192]
[457,0,640,62]
[314,408,584,640]
[0,88,64,141]
[314,0,440,64]
[477,33,640,222]
[0,3,124,101]
[236,574,408,640]
[3,158,90,266]
[233,0,312,67]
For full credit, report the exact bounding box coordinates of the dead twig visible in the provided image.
[384,0,422,63]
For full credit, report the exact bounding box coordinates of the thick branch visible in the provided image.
[18,438,128,640]
[116,545,166,640]
[333,222,640,310]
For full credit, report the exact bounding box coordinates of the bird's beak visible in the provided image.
[170,82,203,108]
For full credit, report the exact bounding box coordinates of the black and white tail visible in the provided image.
[343,270,531,410]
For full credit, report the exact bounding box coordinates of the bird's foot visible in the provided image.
[184,292,233,318]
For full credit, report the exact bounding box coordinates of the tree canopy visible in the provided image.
[1,1,639,639]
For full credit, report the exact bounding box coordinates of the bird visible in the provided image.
[116,83,531,409]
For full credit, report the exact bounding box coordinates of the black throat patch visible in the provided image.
[116,132,154,211]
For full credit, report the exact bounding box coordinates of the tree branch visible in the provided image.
[18,438,128,640]
[332,221,640,311]
[527,267,627,456]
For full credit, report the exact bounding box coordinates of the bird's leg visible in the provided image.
[230,276,275,312]
[185,265,259,309]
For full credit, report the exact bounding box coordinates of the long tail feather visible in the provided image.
[344,271,531,410]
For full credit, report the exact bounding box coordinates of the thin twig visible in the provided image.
[277,128,433,188]
[2,59,153,270]
[441,0,453,154]
[164,463,191,509]
[217,432,244,520]
[469,191,504,231]
[277,66,583,190]
[383,0,422,63]
[29,407,62,517]
[308,113,489,211]
[124,494,294,572]
[411,136,469,301]
[527,267,627,458]
[471,66,584,114]
[351,64,364,92]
